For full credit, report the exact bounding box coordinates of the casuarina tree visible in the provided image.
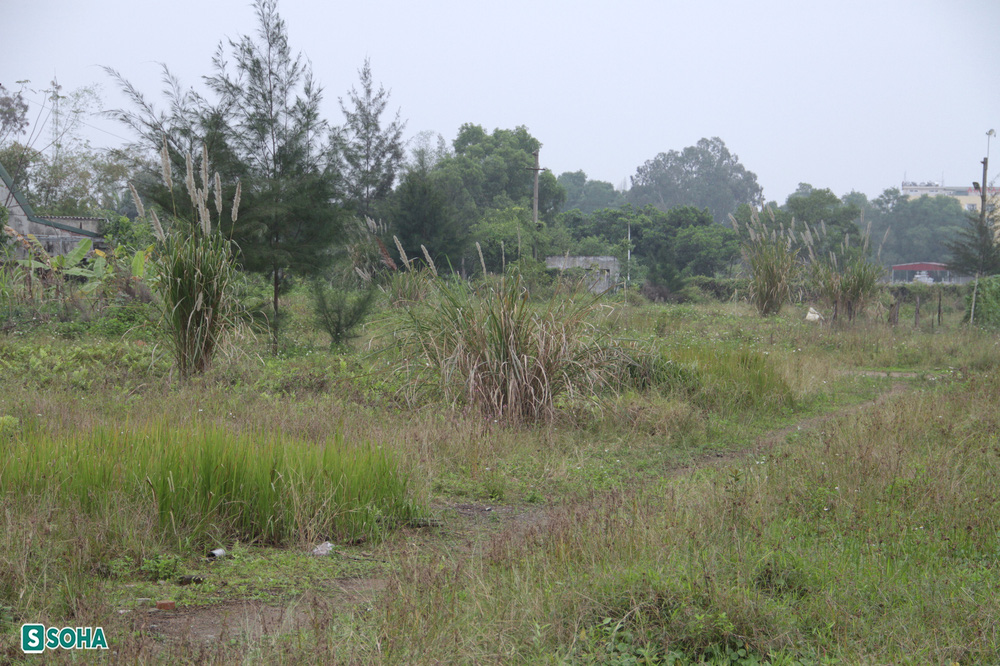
[330,58,406,220]
[107,0,343,354]
[205,0,344,352]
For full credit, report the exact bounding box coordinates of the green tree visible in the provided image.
[204,0,343,352]
[947,203,1000,278]
[882,195,966,267]
[390,150,466,268]
[470,203,547,273]
[557,170,624,214]
[330,58,406,219]
[0,82,29,147]
[110,2,343,354]
[557,203,729,291]
[433,124,565,224]
[782,184,861,258]
[637,206,715,290]
[865,190,965,267]
[673,224,740,277]
[628,137,763,223]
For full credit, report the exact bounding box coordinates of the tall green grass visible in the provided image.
[808,223,885,323]
[396,272,627,424]
[156,229,241,378]
[0,423,419,547]
[135,144,243,378]
[353,371,1000,664]
[733,207,800,317]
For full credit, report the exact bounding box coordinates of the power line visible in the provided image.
[20,93,134,146]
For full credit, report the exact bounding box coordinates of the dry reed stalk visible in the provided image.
[421,245,437,277]
[394,235,412,270]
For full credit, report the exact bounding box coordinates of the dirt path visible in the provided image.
[138,378,921,650]
[670,380,914,476]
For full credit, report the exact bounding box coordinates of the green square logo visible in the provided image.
[21,624,45,653]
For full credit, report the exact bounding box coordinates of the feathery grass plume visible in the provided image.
[128,182,145,219]
[200,144,209,192]
[733,205,799,316]
[199,197,211,236]
[231,180,241,223]
[807,219,884,323]
[184,151,196,206]
[393,272,650,424]
[375,236,399,271]
[142,147,245,379]
[160,136,172,189]
[393,235,412,270]
[158,216,239,378]
[421,245,437,277]
[476,241,487,275]
[376,237,398,270]
[149,210,165,243]
[214,172,223,218]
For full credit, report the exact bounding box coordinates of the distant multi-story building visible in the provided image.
[900,180,997,213]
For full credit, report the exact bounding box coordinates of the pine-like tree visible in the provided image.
[204,0,343,352]
[390,149,466,267]
[107,0,344,354]
[330,59,406,220]
[946,204,1000,278]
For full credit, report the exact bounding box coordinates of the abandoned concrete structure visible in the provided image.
[545,255,620,293]
[0,160,104,258]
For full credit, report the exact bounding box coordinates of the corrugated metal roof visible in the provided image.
[891,262,949,271]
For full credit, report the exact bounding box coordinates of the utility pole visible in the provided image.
[970,129,995,327]
[526,150,548,260]
[980,133,991,231]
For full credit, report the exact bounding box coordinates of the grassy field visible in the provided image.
[0,284,998,664]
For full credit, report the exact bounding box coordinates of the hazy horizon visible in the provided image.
[5,0,999,204]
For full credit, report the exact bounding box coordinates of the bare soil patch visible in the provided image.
[132,577,385,646]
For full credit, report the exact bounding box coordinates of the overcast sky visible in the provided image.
[5,0,1000,204]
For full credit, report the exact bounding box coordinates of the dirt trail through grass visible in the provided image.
[143,377,922,652]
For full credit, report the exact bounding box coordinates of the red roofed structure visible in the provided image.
[890,262,967,284]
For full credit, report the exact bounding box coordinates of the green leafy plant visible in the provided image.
[139,553,181,581]
[965,274,1000,328]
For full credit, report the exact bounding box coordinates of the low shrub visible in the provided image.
[967,274,1000,328]
[310,278,377,349]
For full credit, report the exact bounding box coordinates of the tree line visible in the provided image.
[2,0,996,320]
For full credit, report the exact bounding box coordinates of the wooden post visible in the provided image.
[526,150,547,261]
[971,136,991,327]
[914,294,920,329]
[532,149,540,230]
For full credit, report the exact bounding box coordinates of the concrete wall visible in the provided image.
[545,255,620,293]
